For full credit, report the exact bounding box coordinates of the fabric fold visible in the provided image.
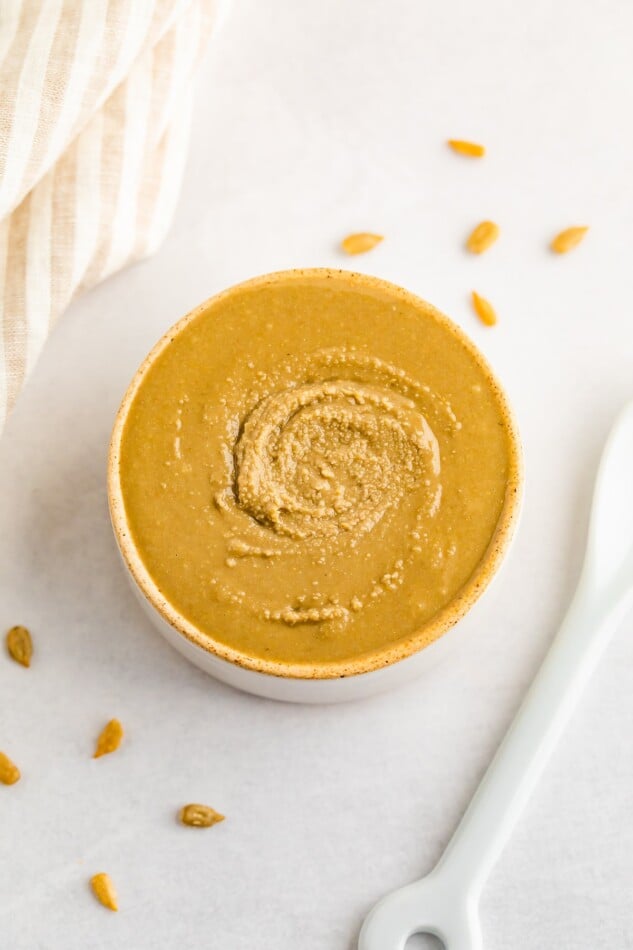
[0,0,217,428]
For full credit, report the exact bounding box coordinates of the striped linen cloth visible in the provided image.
[0,0,220,432]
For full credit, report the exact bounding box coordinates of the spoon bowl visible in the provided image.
[359,875,481,950]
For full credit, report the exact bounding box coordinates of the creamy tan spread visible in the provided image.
[118,272,516,667]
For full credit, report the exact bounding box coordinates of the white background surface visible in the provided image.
[2,1,633,947]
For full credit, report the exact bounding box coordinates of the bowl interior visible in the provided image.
[108,269,523,680]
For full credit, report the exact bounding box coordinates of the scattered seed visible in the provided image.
[471,291,497,327]
[6,625,33,667]
[550,226,589,254]
[466,220,500,254]
[448,139,485,158]
[93,719,124,758]
[90,872,118,911]
[180,803,225,828]
[341,233,383,255]
[0,751,21,785]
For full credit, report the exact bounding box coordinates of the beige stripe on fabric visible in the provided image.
[195,0,219,63]
[0,1,45,191]
[107,1,157,98]
[131,0,202,259]
[132,32,178,258]
[157,0,206,140]
[72,113,104,294]
[50,138,78,324]
[26,0,82,191]
[24,170,54,376]
[0,0,64,218]
[147,11,180,143]
[134,0,216,259]
[80,79,129,290]
[2,193,31,410]
[0,2,23,69]
[39,0,109,182]
[78,0,127,118]
[147,0,197,52]
[0,220,9,419]
[102,47,154,280]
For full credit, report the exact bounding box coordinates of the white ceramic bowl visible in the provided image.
[108,270,523,703]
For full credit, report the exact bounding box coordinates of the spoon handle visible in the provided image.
[434,581,633,897]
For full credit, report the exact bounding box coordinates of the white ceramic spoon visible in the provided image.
[359,402,633,950]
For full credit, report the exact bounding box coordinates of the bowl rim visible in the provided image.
[108,267,523,680]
